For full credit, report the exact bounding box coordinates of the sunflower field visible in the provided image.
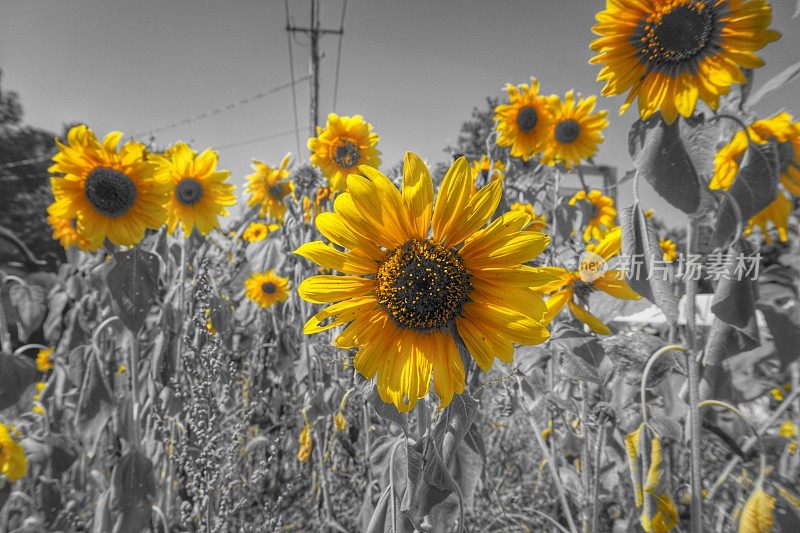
[2,1,800,532]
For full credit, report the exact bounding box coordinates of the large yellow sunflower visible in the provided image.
[537,227,641,335]
[746,192,792,244]
[245,153,293,221]
[152,143,235,236]
[245,271,291,309]
[308,113,381,192]
[296,152,553,412]
[0,423,27,482]
[569,189,617,242]
[542,91,608,170]
[494,78,556,161]
[48,125,169,250]
[590,0,780,124]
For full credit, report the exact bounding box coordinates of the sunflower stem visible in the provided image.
[578,381,591,533]
[685,215,704,533]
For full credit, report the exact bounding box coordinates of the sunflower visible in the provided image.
[782,123,800,197]
[537,227,640,335]
[569,189,617,242]
[36,348,54,372]
[590,0,780,124]
[242,222,279,243]
[48,125,169,250]
[745,192,792,244]
[303,186,335,223]
[245,153,293,221]
[660,239,678,262]
[510,202,548,232]
[245,271,291,309]
[0,423,27,482]
[308,113,381,192]
[47,213,92,251]
[494,78,556,161]
[296,152,553,412]
[471,155,505,190]
[542,91,608,170]
[152,143,235,236]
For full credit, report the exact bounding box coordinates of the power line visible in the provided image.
[332,0,347,111]
[216,128,303,150]
[285,0,303,157]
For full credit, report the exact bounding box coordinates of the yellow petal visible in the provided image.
[298,275,374,304]
[401,152,434,239]
[295,241,377,275]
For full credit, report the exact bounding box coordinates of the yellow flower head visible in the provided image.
[297,152,553,412]
[539,227,640,335]
[494,77,556,161]
[303,186,335,223]
[308,113,381,192]
[242,222,279,243]
[245,270,291,309]
[0,423,27,482]
[470,155,505,190]
[47,213,93,251]
[746,192,792,244]
[510,202,547,232]
[245,153,293,221]
[590,0,780,123]
[779,420,798,439]
[32,405,45,416]
[660,239,678,263]
[297,423,312,463]
[334,411,347,433]
[771,387,785,402]
[36,348,54,372]
[542,91,608,170]
[152,142,235,236]
[48,125,169,250]
[569,189,617,242]
[115,364,128,376]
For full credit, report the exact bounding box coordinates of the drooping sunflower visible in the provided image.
[308,113,381,192]
[48,125,169,250]
[36,347,54,372]
[242,222,279,243]
[590,0,780,124]
[303,186,335,223]
[470,155,505,190]
[245,153,293,221]
[494,78,556,161]
[151,143,235,236]
[569,189,617,242]
[660,239,678,262]
[245,271,291,309]
[542,91,608,170]
[510,202,548,232]
[746,192,792,244]
[47,213,92,251]
[537,227,641,335]
[0,423,27,482]
[296,152,553,412]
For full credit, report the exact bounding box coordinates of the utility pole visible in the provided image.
[286,0,343,137]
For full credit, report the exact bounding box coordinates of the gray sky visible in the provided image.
[2,0,799,226]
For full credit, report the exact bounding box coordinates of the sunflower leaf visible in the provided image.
[8,281,47,343]
[710,238,759,329]
[678,113,721,182]
[106,248,160,333]
[628,117,701,214]
[108,449,157,533]
[401,435,458,529]
[702,317,760,367]
[366,484,411,533]
[75,350,116,457]
[0,352,37,411]
[355,371,409,434]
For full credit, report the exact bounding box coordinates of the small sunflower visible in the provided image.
[471,155,505,190]
[47,213,92,251]
[746,192,792,244]
[782,123,800,197]
[245,271,291,309]
[537,227,641,335]
[245,153,293,221]
[510,202,548,232]
[48,125,169,250]
[36,348,54,372]
[0,423,27,482]
[242,222,279,243]
[152,143,235,236]
[569,189,617,242]
[542,91,608,170]
[308,113,381,191]
[659,239,678,262]
[296,422,312,463]
[303,186,335,223]
[297,152,553,412]
[590,0,780,124]
[494,78,556,161]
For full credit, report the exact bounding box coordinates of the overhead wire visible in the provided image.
[332,0,347,111]
[285,0,304,157]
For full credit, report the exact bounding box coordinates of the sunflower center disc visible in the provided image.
[645,3,714,64]
[573,280,595,300]
[261,282,277,294]
[84,167,137,218]
[269,183,285,199]
[332,140,361,168]
[555,119,581,144]
[376,239,471,331]
[516,106,538,133]
[175,178,204,206]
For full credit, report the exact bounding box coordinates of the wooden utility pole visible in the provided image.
[286,0,343,137]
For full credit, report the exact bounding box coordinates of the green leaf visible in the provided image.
[432,392,479,468]
[8,281,46,342]
[245,237,285,273]
[758,302,800,369]
[710,238,759,329]
[355,371,408,434]
[628,117,701,214]
[43,291,68,345]
[0,352,37,410]
[366,485,412,533]
[703,317,760,367]
[620,203,679,325]
[75,351,116,457]
[678,113,722,182]
[401,436,457,528]
[106,249,160,332]
[109,449,156,533]
[747,59,800,107]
